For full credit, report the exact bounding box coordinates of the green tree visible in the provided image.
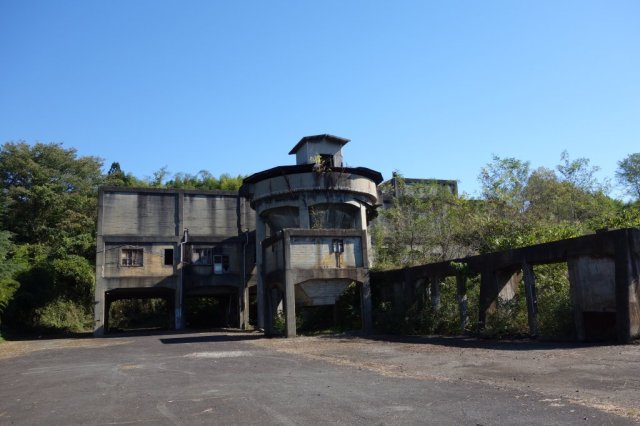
[0,142,103,252]
[104,162,143,187]
[616,153,640,200]
[479,155,530,211]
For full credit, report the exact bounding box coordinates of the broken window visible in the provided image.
[213,255,230,274]
[164,249,174,266]
[192,248,212,265]
[121,248,143,267]
[263,206,299,235]
[319,154,334,168]
[309,204,358,229]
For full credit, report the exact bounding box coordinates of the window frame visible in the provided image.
[121,248,144,267]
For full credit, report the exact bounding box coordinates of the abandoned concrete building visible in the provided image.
[93,187,256,335]
[94,134,382,336]
[94,134,640,342]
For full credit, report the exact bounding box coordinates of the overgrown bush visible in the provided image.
[34,298,92,332]
[109,298,170,331]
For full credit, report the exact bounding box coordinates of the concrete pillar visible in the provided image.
[361,277,373,334]
[94,290,106,336]
[299,202,310,229]
[103,296,111,334]
[357,205,374,268]
[255,217,266,330]
[615,230,632,343]
[478,270,494,330]
[93,191,106,336]
[522,262,539,337]
[283,231,297,337]
[456,274,468,333]
[175,192,185,330]
[175,283,183,330]
[430,276,441,309]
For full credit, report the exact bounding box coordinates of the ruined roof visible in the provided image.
[288,134,351,155]
[240,164,383,188]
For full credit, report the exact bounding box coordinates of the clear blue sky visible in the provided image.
[1,1,638,197]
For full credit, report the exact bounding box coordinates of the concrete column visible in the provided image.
[456,274,468,333]
[283,231,297,337]
[357,205,374,268]
[255,216,266,330]
[175,284,183,330]
[361,276,373,334]
[93,190,106,336]
[94,288,106,336]
[614,230,632,343]
[103,296,111,334]
[175,191,185,330]
[478,270,494,330]
[522,262,539,337]
[299,202,310,229]
[430,276,441,309]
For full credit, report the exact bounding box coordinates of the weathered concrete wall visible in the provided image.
[102,192,177,237]
[289,236,363,269]
[183,194,238,237]
[296,279,352,306]
[103,243,175,280]
[569,257,616,312]
[294,140,344,167]
[95,187,255,335]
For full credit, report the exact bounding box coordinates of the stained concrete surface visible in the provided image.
[0,331,637,425]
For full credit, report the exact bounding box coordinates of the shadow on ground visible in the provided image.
[348,333,621,351]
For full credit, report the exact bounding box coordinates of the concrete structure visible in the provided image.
[94,187,255,335]
[372,227,640,342]
[240,134,383,336]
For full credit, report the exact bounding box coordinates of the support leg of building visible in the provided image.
[284,272,297,338]
[94,291,106,336]
[615,230,632,343]
[361,278,373,334]
[430,276,441,310]
[478,270,494,330]
[456,274,468,333]
[174,286,183,330]
[522,262,539,337]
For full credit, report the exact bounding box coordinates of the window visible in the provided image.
[331,239,344,253]
[164,249,174,266]
[121,248,143,267]
[213,255,230,274]
[319,154,334,168]
[309,204,358,229]
[192,248,212,265]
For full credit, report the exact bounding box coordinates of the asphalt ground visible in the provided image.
[0,331,638,425]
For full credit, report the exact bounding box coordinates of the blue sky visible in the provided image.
[1,1,638,197]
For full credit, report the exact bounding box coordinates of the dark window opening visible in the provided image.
[319,154,334,168]
[214,255,230,274]
[331,239,344,253]
[192,248,212,265]
[309,204,358,229]
[164,249,174,266]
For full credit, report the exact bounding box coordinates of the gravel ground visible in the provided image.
[248,334,640,421]
[1,332,638,424]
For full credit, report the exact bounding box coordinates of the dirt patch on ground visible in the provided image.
[0,338,132,360]
[249,335,640,422]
